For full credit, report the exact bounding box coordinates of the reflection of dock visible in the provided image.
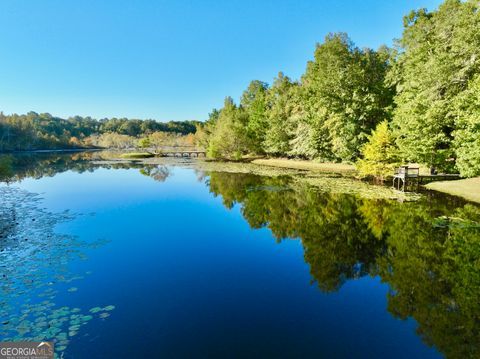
[393,166,460,191]
[156,151,206,158]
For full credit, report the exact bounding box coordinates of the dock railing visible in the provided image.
[393,166,420,190]
[394,166,419,178]
[393,165,459,191]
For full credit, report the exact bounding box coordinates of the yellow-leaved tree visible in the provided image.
[356,121,399,180]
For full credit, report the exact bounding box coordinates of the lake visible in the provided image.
[0,152,479,358]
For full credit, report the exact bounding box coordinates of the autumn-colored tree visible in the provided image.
[356,121,399,179]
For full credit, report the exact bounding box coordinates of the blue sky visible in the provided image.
[0,0,442,122]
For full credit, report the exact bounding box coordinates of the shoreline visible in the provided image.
[0,148,103,154]
[426,177,480,204]
[4,149,480,203]
[251,158,480,204]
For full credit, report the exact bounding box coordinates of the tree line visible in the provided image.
[197,0,480,178]
[0,111,200,151]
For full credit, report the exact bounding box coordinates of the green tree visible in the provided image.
[452,75,480,177]
[240,80,270,154]
[300,33,394,162]
[390,0,480,171]
[263,73,297,155]
[195,109,220,150]
[207,97,249,159]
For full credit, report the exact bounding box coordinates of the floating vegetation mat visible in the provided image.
[433,215,480,229]
[5,151,423,203]
[0,186,114,358]
[150,159,423,202]
[131,157,303,177]
[300,175,423,201]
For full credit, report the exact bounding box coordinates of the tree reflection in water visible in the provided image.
[0,152,171,183]
[1,153,478,358]
[206,171,480,359]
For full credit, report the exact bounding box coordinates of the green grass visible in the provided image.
[426,177,480,203]
[251,158,356,174]
[119,152,155,159]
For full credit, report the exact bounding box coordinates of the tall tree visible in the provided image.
[240,80,270,154]
[300,33,394,162]
[390,0,480,171]
[207,97,249,159]
[263,73,297,156]
[453,75,480,177]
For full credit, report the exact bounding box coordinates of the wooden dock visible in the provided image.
[393,166,460,191]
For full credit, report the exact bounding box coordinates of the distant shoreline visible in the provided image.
[0,148,103,154]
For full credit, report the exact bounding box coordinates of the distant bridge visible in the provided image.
[157,150,206,158]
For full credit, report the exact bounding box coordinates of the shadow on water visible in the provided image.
[204,171,480,359]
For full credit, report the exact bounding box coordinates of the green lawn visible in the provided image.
[426,177,480,203]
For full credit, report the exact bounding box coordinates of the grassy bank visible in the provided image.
[426,177,480,203]
[251,158,356,174]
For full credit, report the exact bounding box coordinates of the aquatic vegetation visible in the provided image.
[1,151,479,357]
[251,158,357,174]
[120,152,155,159]
[0,186,115,357]
[301,175,423,201]
[432,215,480,229]
[0,151,426,202]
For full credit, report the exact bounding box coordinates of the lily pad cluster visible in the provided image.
[433,215,480,229]
[0,186,114,358]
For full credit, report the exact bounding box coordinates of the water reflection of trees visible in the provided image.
[139,165,170,182]
[207,171,480,359]
[0,152,170,183]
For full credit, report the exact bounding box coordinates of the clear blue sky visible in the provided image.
[0,0,442,122]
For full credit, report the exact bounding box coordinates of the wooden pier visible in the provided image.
[156,150,206,158]
[393,166,460,191]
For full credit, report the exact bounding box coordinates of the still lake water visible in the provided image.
[0,153,479,358]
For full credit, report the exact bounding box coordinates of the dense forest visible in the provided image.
[197,0,480,178]
[0,111,200,151]
[1,0,478,179]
